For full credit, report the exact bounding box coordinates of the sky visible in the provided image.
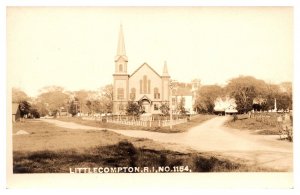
[7,6,293,97]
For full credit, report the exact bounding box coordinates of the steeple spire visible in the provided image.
[117,24,126,56]
[162,61,169,77]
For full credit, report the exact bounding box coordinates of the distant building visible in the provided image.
[171,80,200,114]
[12,103,21,122]
[214,97,237,115]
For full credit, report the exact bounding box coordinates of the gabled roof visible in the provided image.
[138,95,152,103]
[114,55,128,62]
[130,63,161,78]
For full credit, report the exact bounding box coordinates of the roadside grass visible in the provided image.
[12,120,168,152]
[225,117,280,135]
[56,114,215,133]
[13,140,275,173]
[12,119,277,173]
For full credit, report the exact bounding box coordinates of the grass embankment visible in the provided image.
[13,141,273,173]
[57,114,215,133]
[12,120,272,173]
[225,117,280,135]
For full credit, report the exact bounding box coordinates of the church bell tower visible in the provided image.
[113,25,129,114]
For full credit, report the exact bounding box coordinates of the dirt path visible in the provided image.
[40,117,293,171]
[39,119,104,130]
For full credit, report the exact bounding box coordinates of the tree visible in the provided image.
[37,86,69,116]
[69,98,80,116]
[99,84,113,113]
[194,85,223,113]
[19,101,31,117]
[31,102,48,117]
[159,102,170,116]
[12,88,28,103]
[126,101,141,116]
[177,97,186,115]
[225,76,267,113]
[277,92,292,110]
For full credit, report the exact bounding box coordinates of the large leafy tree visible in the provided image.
[37,86,69,115]
[225,76,266,113]
[194,85,223,113]
[12,88,29,103]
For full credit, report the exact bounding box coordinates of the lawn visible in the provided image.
[225,117,280,135]
[12,120,167,152]
[56,114,215,133]
[12,120,274,173]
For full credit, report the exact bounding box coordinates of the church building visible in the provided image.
[113,25,171,114]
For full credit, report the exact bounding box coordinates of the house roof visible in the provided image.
[173,87,193,96]
[130,63,161,78]
[12,103,19,115]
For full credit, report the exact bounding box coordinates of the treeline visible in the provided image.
[12,76,292,117]
[194,76,292,114]
[12,85,113,118]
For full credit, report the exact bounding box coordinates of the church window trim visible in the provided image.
[130,88,136,100]
[119,64,123,72]
[154,88,160,99]
[117,88,124,100]
[141,75,151,94]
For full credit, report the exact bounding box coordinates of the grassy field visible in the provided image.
[225,117,280,135]
[12,120,167,152]
[57,114,215,133]
[12,120,273,173]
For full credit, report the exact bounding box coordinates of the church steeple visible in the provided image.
[115,24,127,61]
[162,61,170,77]
[114,24,128,74]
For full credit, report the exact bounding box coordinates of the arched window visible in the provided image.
[130,88,136,100]
[154,88,160,99]
[143,75,147,93]
[117,88,124,100]
[119,64,123,72]
[140,75,151,94]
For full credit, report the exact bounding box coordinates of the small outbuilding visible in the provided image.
[12,103,21,122]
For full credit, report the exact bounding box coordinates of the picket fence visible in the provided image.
[106,118,188,128]
[81,116,188,128]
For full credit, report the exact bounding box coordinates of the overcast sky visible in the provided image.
[7,6,293,97]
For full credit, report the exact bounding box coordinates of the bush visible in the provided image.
[30,108,40,118]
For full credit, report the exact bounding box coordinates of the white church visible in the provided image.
[112,25,199,115]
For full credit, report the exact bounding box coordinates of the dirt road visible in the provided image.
[110,116,292,171]
[40,117,293,171]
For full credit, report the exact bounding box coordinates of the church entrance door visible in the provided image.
[142,100,151,113]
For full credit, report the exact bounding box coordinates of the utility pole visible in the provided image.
[169,80,173,129]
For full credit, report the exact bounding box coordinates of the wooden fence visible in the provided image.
[81,115,188,128]
[106,118,188,128]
